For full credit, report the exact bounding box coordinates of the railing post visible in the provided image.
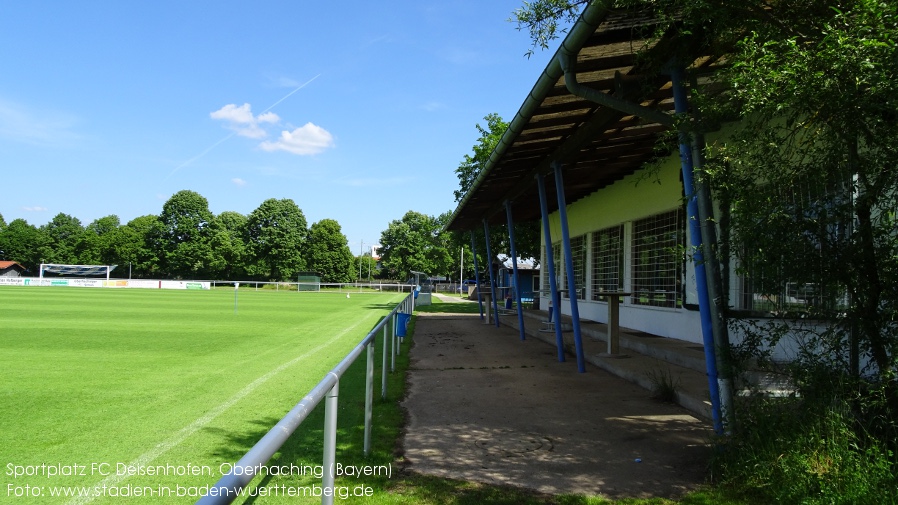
[364,341,374,456]
[322,377,339,505]
[381,321,388,399]
[391,322,396,373]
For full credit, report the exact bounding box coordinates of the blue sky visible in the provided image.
[0,1,562,251]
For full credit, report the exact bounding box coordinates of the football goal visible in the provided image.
[39,263,118,281]
[296,272,321,292]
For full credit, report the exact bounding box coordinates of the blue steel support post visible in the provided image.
[483,220,501,327]
[671,66,724,435]
[536,174,566,362]
[505,200,527,340]
[553,163,586,372]
[470,231,485,320]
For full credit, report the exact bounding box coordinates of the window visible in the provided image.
[566,236,586,299]
[734,179,850,314]
[631,209,684,308]
[591,225,624,299]
[541,243,564,295]
[552,242,563,294]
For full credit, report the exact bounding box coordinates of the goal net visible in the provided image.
[296,272,321,292]
[40,263,118,280]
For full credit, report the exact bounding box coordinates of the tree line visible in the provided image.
[374,113,541,286]
[0,190,358,283]
[0,190,538,287]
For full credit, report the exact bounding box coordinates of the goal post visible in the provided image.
[39,263,118,281]
[296,272,321,292]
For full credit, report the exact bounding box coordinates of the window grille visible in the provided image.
[737,258,847,314]
[735,178,851,314]
[552,242,563,295]
[563,236,586,299]
[591,225,624,299]
[631,209,683,308]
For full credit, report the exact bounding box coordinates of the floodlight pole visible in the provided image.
[359,240,365,282]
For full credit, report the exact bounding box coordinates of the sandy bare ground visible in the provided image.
[401,312,711,499]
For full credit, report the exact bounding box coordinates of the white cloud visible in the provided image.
[210,103,254,123]
[231,178,247,187]
[260,123,335,156]
[210,103,280,139]
[21,206,48,212]
[256,112,279,124]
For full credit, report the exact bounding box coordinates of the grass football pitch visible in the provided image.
[0,286,404,503]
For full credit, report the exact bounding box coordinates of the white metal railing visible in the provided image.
[210,281,416,293]
[196,293,416,505]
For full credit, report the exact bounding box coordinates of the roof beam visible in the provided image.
[559,50,674,127]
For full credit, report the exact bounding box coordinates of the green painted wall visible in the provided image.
[544,155,683,240]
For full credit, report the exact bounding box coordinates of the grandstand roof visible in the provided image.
[445,5,722,231]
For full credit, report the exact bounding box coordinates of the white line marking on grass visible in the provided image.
[68,318,367,505]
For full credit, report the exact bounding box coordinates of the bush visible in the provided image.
[712,370,897,505]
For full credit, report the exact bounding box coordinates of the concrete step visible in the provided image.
[515,311,709,373]
[501,310,714,422]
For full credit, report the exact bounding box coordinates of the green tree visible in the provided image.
[379,211,450,281]
[354,253,379,281]
[79,215,122,266]
[118,215,164,279]
[207,211,248,280]
[0,218,46,272]
[245,198,307,281]
[39,213,85,265]
[453,113,509,203]
[306,219,354,283]
[710,1,898,384]
[511,0,582,57]
[0,213,6,259]
[452,112,541,269]
[159,190,213,278]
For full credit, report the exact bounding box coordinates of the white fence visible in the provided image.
[210,281,416,293]
[0,277,419,293]
[0,277,210,290]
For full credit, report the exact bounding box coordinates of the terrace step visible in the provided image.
[502,310,714,421]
